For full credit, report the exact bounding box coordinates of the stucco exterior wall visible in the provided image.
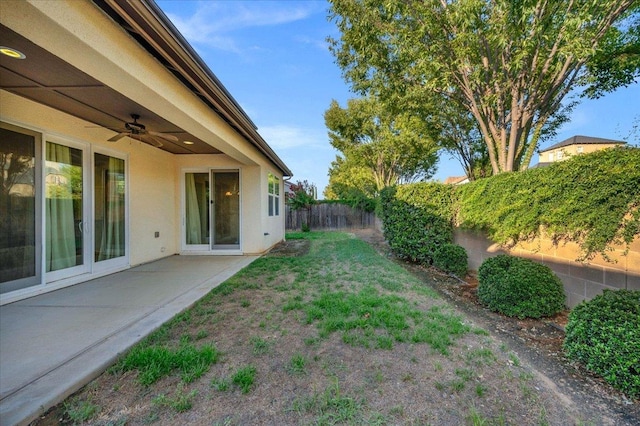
[1,0,290,303]
[454,228,640,308]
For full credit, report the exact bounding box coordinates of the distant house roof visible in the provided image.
[444,176,469,185]
[539,135,625,153]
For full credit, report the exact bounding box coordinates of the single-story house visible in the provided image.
[537,135,626,166]
[0,0,292,304]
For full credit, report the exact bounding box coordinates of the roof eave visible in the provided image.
[98,0,292,176]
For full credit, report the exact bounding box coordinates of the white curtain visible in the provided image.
[185,173,203,244]
[46,143,76,272]
[97,156,124,261]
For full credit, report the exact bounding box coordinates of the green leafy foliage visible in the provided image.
[457,147,640,260]
[564,290,640,398]
[329,0,636,173]
[379,184,454,265]
[477,255,565,319]
[324,96,439,198]
[432,244,468,277]
[287,180,317,211]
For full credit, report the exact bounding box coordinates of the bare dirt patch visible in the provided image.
[31,230,638,426]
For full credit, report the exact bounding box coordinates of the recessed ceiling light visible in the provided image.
[0,46,26,59]
[183,140,195,145]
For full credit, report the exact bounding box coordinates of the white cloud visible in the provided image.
[164,1,323,54]
[259,124,325,150]
[294,35,330,51]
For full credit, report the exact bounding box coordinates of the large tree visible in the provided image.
[329,0,638,174]
[324,96,439,197]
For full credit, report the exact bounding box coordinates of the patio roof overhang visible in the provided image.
[0,0,292,176]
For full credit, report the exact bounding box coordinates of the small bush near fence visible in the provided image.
[432,244,468,277]
[477,255,565,319]
[564,290,640,399]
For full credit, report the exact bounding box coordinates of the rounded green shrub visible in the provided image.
[433,244,468,277]
[477,255,565,319]
[563,290,640,399]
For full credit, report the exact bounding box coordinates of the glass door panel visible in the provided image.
[185,172,210,246]
[45,142,86,275]
[0,127,40,291]
[95,153,126,264]
[212,171,240,249]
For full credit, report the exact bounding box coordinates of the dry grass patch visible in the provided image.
[34,232,577,425]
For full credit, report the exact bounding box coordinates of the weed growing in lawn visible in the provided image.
[475,383,487,397]
[63,397,99,423]
[250,336,271,355]
[290,380,377,424]
[465,347,497,367]
[232,365,257,394]
[288,353,307,375]
[211,377,231,392]
[152,385,197,413]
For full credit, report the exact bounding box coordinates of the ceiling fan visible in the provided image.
[107,114,178,147]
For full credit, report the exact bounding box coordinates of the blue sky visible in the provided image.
[157,0,639,197]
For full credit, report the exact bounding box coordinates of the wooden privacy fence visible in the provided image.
[285,203,376,231]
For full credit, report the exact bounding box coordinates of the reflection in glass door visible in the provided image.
[0,126,40,292]
[94,153,126,265]
[212,171,240,249]
[45,142,87,277]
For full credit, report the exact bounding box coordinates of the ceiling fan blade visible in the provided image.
[148,131,179,143]
[108,132,128,142]
[143,135,164,148]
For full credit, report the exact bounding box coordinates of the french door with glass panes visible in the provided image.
[183,170,240,251]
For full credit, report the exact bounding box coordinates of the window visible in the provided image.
[268,172,280,216]
[577,146,584,153]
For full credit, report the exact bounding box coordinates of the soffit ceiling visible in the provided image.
[0,24,221,155]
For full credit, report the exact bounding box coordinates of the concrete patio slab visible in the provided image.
[0,255,258,426]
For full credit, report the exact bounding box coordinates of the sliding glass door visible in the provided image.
[94,152,127,270]
[183,170,240,251]
[45,141,89,281]
[212,171,240,249]
[0,125,41,293]
[2,122,129,294]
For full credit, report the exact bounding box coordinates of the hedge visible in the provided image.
[379,185,454,265]
[380,147,640,263]
[564,290,640,398]
[456,147,640,260]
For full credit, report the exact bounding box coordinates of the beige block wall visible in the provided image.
[454,228,640,308]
